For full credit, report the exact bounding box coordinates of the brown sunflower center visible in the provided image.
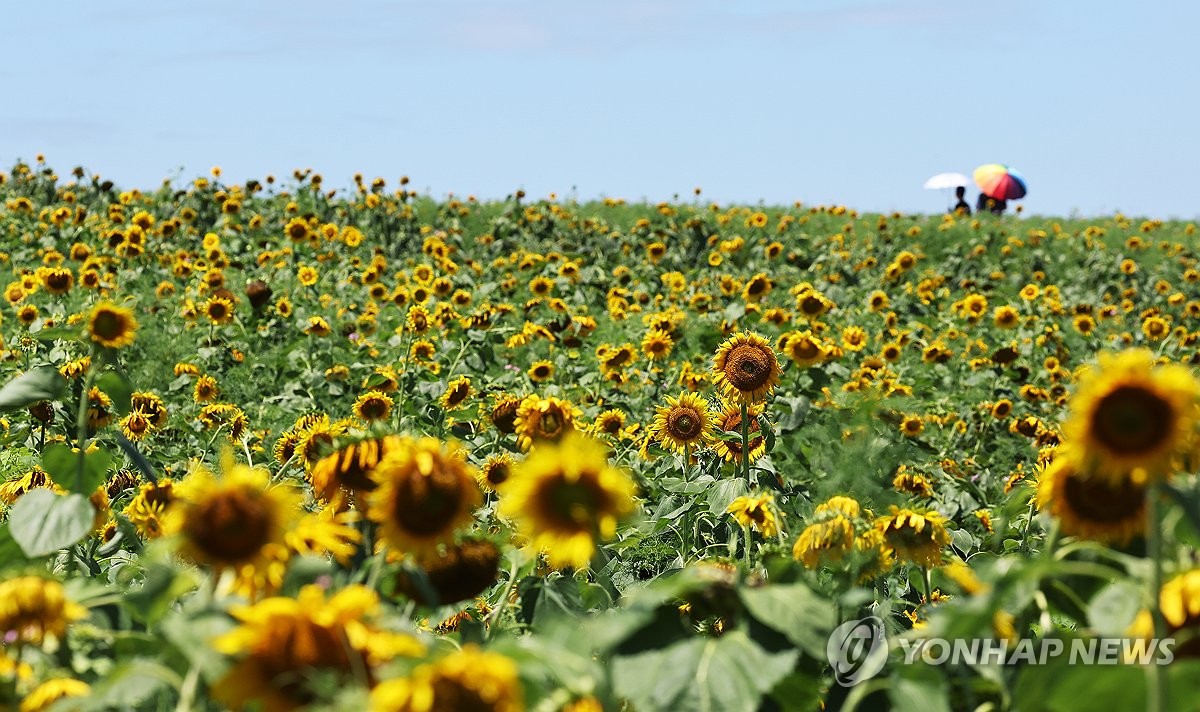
[92,310,125,340]
[1061,471,1144,523]
[725,344,773,392]
[1091,385,1174,457]
[541,475,608,531]
[666,406,703,441]
[391,467,464,536]
[720,413,763,455]
[446,384,469,406]
[536,411,566,439]
[430,677,501,712]
[360,398,389,419]
[485,462,510,486]
[187,489,273,563]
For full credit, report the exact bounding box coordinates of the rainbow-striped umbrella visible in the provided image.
[973,164,1027,200]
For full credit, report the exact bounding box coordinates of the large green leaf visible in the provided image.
[8,489,95,557]
[738,582,835,657]
[94,371,133,415]
[0,366,67,411]
[42,443,111,495]
[612,630,798,712]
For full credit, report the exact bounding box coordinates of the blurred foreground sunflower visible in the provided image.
[498,432,635,569]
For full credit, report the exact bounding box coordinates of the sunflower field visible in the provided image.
[1,159,1200,711]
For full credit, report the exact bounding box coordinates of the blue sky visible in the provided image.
[2,1,1195,217]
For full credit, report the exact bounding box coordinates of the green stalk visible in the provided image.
[1146,482,1167,712]
[739,402,751,487]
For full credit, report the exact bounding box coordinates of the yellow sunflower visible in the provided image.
[366,437,481,556]
[782,330,827,367]
[497,432,636,570]
[370,645,522,712]
[309,435,404,502]
[440,376,472,411]
[123,478,175,539]
[19,679,91,712]
[1064,349,1200,483]
[874,506,950,568]
[711,400,767,463]
[86,301,138,348]
[641,328,674,361]
[527,360,555,383]
[793,515,856,569]
[727,492,779,537]
[163,453,301,575]
[353,390,394,422]
[476,453,514,493]
[513,395,580,450]
[0,576,87,646]
[652,392,714,454]
[214,584,423,712]
[1035,449,1145,544]
[713,332,780,404]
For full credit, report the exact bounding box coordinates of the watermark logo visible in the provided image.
[827,616,888,686]
[826,619,1178,687]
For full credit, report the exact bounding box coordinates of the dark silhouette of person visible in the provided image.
[952,186,971,215]
[976,192,1006,215]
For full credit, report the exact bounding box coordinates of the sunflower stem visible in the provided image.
[739,403,751,487]
[742,523,752,566]
[920,565,932,604]
[1146,481,1167,712]
[683,442,691,480]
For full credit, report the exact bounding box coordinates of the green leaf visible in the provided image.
[738,582,835,657]
[126,562,201,624]
[612,630,798,712]
[81,659,181,710]
[1088,580,1143,635]
[8,489,95,557]
[888,662,951,712]
[94,371,133,415]
[41,443,111,495]
[32,326,83,343]
[707,478,748,516]
[0,366,67,411]
[1014,653,1145,711]
[0,524,30,570]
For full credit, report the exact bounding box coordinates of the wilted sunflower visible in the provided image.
[711,400,766,463]
[164,453,301,574]
[1035,450,1145,544]
[727,492,779,537]
[793,515,856,569]
[310,435,404,502]
[652,392,714,454]
[514,395,580,450]
[713,332,780,403]
[214,584,423,712]
[1064,349,1200,482]
[874,506,950,568]
[498,432,636,570]
[366,437,481,555]
[370,645,523,712]
[87,301,138,348]
[489,394,522,434]
[0,576,87,646]
[353,390,394,422]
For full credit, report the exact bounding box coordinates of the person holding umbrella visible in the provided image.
[973,164,1026,215]
[953,186,971,216]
